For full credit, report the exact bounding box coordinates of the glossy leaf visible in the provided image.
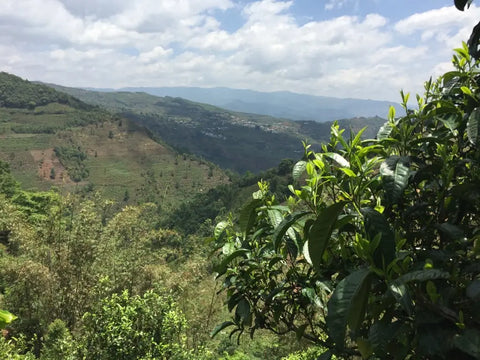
[377,121,394,141]
[326,269,372,349]
[308,202,346,270]
[292,160,307,181]
[272,211,311,251]
[380,156,410,205]
[235,298,252,327]
[214,249,249,277]
[392,269,450,286]
[467,107,480,145]
[210,321,235,338]
[324,153,350,168]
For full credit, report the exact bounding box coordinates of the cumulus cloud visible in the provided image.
[0,0,477,101]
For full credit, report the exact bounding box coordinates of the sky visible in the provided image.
[0,0,479,101]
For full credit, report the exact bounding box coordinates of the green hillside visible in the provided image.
[0,73,228,206]
[48,84,385,173]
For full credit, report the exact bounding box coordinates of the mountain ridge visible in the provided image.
[89,85,401,122]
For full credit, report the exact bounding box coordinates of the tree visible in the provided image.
[212,44,480,359]
[81,290,190,360]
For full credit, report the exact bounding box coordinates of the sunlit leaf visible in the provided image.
[467,107,480,145]
[377,121,394,141]
[292,160,307,181]
[324,153,350,168]
[272,211,311,251]
[0,310,16,329]
[380,156,410,205]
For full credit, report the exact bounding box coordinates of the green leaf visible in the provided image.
[326,269,372,349]
[292,160,307,180]
[377,121,394,141]
[339,167,356,177]
[437,114,459,133]
[380,156,410,205]
[393,269,450,286]
[467,107,480,145]
[214,221,229,239]
[324,152,350,168]
[215,249,249,277]
[308,202,346,270]
[235,298,251,326]
[362,208,396,269]
[454,329,480,358]
[351,127,367,148]
[388,105,396,121]
[272,211,311,251]
[0,310,16,329]
[267,209,283,228]
[389,283,413,315]
[239,199,262,238]
[210,321,235,338]
[461,86,472,95]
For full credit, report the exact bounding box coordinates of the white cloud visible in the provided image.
[325,0,359,11]
[0,0,477,102]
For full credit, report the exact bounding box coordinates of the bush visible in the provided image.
[212,44,480,359]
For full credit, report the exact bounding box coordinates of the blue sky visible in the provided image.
[0,0,478,101]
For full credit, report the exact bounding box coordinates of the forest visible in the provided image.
[0,1,480,359]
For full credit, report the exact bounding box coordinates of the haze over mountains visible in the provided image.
[91,86,402,123]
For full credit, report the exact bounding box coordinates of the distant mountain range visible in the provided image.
[89,86,402,122]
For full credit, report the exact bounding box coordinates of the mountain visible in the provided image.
[0,73,228,206]
[112,86,401,122]
[47,84,386,173]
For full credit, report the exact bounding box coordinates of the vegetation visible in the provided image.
[0,73,90,110]
[48,84,384,173]
[212,44,480,359]
[54,146,89,182]
[0,2,479,358]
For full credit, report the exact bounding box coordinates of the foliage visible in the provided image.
[40,319,77,360]
[54,145,89,182]
[0,72,91,110]
[0,336,35,360]
[80,290,190,360]
[0,161,19,197]
[212,44,480,359]
[48,84,385,173]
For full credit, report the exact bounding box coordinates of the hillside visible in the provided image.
[0,73,228,206]
[47,84,386,173]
